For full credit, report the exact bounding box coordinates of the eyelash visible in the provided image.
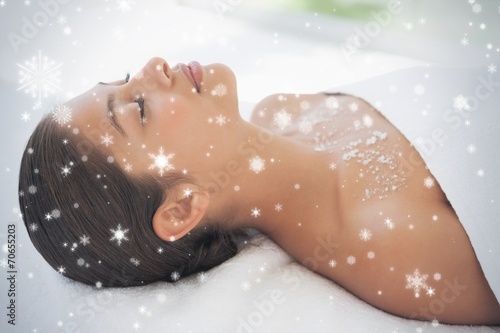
[124,73,146,124]
[136,96,145,122]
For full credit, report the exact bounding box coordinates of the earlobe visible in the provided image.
[152,189,210,242]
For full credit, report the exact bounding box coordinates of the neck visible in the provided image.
[205,119,338,238]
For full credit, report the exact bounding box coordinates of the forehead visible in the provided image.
[65,85,116,145]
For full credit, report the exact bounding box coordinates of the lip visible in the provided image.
[180,61,203,93]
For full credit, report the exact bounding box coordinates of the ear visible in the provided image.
[152,186,210,242]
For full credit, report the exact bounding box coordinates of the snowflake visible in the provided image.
[17,50,62,110]
[249,156,265,174]
[197,272,207,283]
[257,109,266,118]
[100,133,114,147]
[274,203,283,212]
[21,112,31,121]
[359,228,372,241]
[403,22,413,30]
[433,273,441,281]
[328,259,337,268]
[148,147,174,176]
[51,209,61,218]
[124,163,133,172]
[347,256,356,265]
[362,114,373,127]
[130,257,140,266]
[472,3,481,13]
[110,224,129,245]
[299,120,312,134]
[325,96,339,110]
[467,144,476,153]
[29,223,38,232]
[460,37,469,46]
[171,271,180,281]
[215,114,227,126]
[211,83,227,97]
[453,95,470,110]
[57,266,66,274]
[424,176,435,188]
[405,269,433,298]
[345,35,361,48]
[28,185,37,194]
[61,165,71,177]
[329,162,337,170]
[349,102,359,112]
[0,0,6,7]
[487,64,497,73]
[300,101,310,111]
[273,109,292,130]
[57,15,67,25]
[251,207,261,218]
[384,217,395,229]
[183,188,193,197]
[414,84,425,95]
[367,251,375,259]
[52,105,71,125]
[79,234,90,246]
[116,0,133,12]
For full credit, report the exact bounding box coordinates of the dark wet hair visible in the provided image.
[18,115,245,287]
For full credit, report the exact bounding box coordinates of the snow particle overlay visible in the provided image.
[299,120,313,134]
[384,217,395,230]
[347,256,356,265]
[453,94,470,111]
[52,104,72,126]
[424,176,435,188]
[211,83,227,97]
[171,271,181,281]
[148,147,174,176]
[251,207,261,218]
[17,50,62,110]
[359,228,372,241]
[249,156,265,174]
[405,269,434,298]
[215,114,227,126]
[100,133,114,147]
[273,109,292,130]
[325,96,339,110]
[110,224,129,246]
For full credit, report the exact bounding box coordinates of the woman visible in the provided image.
[19,57,500,325]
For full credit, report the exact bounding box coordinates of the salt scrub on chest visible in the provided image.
[293,95,407,200]
[341,129,406,200]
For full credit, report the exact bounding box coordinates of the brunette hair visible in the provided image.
[18,115,245,287]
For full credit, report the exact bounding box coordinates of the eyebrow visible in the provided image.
[106,93,127,138]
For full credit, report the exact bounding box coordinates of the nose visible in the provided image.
[131,57,171,96]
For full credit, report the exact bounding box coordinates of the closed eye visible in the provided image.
[135,96,147,125]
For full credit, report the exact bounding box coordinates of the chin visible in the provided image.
[204,63,238,101]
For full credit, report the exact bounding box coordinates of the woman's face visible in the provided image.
[65,57,240,179]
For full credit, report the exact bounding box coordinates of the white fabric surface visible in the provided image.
[331,66,500,304]
[10,234,500,333]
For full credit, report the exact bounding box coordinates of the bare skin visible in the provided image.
[68,57,499,325]
[249,93,500,325]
